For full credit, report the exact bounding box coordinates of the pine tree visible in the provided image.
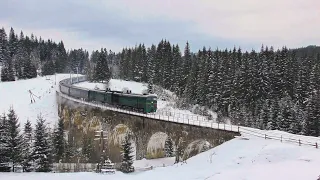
[164,136,174,157]
[93,49,111,83]
[120,133,134,173]
[22,120,33,172]
[53,118,65,163]
[304,94,320,136]
[0,28,9,65]
[6,107,23,171]
[32,115,52,172]
[175,136,186,163]
[81,133,93,163]
[146,45,156,84]
[0,113,10,165]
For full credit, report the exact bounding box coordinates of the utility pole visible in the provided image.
[76,67,79,83]
[94,129,108,172]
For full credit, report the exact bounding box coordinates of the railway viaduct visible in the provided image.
[56,78,239,163]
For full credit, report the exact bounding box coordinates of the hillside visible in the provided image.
[0,74,73,126]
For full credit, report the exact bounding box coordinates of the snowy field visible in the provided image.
[1,135,320,180]
[0,74,78,126]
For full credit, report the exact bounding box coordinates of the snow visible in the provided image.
[74,79,148,95]
[133,157,175,170]
[1,134,320,179]
[0,74,80,126]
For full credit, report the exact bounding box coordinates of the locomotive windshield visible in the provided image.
[147,97,157,101]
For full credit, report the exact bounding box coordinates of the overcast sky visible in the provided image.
[0,0,319,53]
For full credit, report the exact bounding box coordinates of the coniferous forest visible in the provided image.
[1,27,320,139]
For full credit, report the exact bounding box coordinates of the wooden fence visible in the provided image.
[239,127,319,149]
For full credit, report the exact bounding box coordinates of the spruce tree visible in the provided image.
[32,115,52,172]
[304,94,320,136]
[22,120,33,172]
[0,113,9,165]
[6,107,23,171]
[164,136,174,157]
[120,134,134,173]
[53,118,65,163]
[93,49,111,83]
[81,133,93,163]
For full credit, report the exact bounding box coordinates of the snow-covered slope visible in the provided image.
[1,134,320,179]
[0,74,78,126]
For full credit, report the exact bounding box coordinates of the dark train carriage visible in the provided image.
[60,83,70,95]
[69,87,89,100]
[110,92,157,113]
[89,90,112,103]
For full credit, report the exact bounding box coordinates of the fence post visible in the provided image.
[281,135,282,142]
[231,124,232,131]
[197,116,198,121]
[218,123,219,129]
[238,126,240,133]
[173,113,175,122]
[299,139,301,146]
[188,118,189,124]
[168,115,169,121]
[264,134,267,139]
[316,142,318,149]
[224,124,225,130]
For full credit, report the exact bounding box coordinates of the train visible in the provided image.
[59,76,157,113]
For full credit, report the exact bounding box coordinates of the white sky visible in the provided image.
[0,0,319,52]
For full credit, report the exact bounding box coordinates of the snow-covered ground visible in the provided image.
[1,135,320,180]
[0,74,79,126]
[133,157,175,170]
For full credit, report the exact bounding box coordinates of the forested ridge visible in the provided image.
[1,27,320,137]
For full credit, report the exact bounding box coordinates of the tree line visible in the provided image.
[0,27,96,81]
[116,41,320,137]
[0,108,52,172]
[1,26,319,138]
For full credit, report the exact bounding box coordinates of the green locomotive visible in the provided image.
[89,90,157,113]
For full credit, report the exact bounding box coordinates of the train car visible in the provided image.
[69,86,89,100]
[89,90,112,103]
[60,83,70,95]
[110,92,157,113]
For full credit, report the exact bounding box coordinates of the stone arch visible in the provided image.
[183,139,212,160]
[110,124,136,160]
[88,116,102,132]
[147,132,174,159]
